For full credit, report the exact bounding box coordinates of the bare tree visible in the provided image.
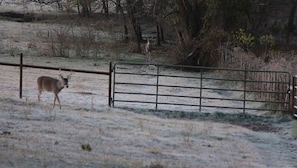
[126,0,143,52]
[77,0,92,17]
[114,0,129,42]
[175,0,205,43]
[287,0,297,44]
[102,0,109,17]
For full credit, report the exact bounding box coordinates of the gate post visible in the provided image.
[19,53,23,99]
[108,61,112,107]
[155,65,160,110]
[243,68,247,114]
[292,76,297,117]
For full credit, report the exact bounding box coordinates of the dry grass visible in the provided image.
[146,146,163,154]
[218,45,293,112]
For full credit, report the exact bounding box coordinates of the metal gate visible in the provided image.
[292,75,297,116]
[112,62,291,114]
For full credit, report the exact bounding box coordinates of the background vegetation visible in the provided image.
[2,0,296,67]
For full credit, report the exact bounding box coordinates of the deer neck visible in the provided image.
[56,80,65,92]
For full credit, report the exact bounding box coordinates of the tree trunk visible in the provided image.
[77,0,80,16]
[160,25,164,42]
[126,0,142,52]
[287,0,297,44]
[116,0,121,13]
[102,0,109,17]
[176,47,201,66]
[156,22,161,46]
[79,0,91,17]
[175,0,203,42]
[116,0,129,42]
[124,24,129,42]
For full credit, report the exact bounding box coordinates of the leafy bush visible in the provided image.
[259,35,275,47]
[260,35,275,56]
[234,28,254,51]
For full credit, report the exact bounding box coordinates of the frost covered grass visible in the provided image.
[292,120,297,138]
[0,96,296,167]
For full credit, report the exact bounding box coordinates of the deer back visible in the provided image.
[37,76,62,93]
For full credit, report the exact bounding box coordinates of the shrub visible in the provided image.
[234,28,254,51]
[259,35,275,56]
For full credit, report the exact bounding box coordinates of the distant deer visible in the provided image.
[145,38,152,61]
[37,72,72,109]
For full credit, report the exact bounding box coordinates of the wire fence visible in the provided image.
[0,54,112,109]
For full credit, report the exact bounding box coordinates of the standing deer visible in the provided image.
[145,38,152,62]
[37,73,71,109]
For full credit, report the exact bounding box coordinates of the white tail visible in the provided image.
[37,73,72,109]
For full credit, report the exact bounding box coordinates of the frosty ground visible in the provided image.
[1,58,297,168]
[1,94,297,168]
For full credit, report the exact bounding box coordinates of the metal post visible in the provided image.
[108,62,112,107]
[112,63,116,107]
[155,65,160,110]
[289,75,297,115]
[243,68,247,114]
[19,53,23,99]
[199,69,203,112]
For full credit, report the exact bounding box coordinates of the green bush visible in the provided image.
[234,28,254,51]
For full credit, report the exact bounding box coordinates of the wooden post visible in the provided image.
[19,53,23,99]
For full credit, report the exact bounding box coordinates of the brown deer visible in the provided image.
[37,73,71,109]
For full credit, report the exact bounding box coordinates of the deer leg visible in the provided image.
[53,98,56,108]
[55,93,61,109]
[37,90,42,102]
[53,94,57,108]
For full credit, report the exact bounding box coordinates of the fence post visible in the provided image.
[108,62,112,107]
[199,69,203,112]
[289,75,297,116]
[243,68,247,114]
[155,65,160,110]
[19,53,23,99]
[112,63,116,107]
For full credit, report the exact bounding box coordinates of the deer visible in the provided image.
[145,38,152,62]
[37,71,72,109]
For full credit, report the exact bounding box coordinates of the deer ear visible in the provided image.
[67,72,73,79]
[58,74,63,79]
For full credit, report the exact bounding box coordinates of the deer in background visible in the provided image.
[37,72,72,109]
[145,38,152,62]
